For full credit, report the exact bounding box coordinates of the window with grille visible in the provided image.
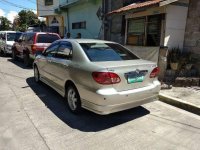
[127,17,145,46]
[72,21,86,29]
[127,14,162,46]
[45,0,53,6]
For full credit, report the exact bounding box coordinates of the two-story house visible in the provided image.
[37,0,64,37]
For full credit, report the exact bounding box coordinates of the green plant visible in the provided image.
[168,47,181,63]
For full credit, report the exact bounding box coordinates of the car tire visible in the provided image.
[12,49,17,61]
[66,85,81,114]
[24,53,30,67]
[34,66,40,83]
[0,50,3,57]
[0,48,6,57]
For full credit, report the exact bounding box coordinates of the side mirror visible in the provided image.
[14,39,18,42]
[18,39,22,43]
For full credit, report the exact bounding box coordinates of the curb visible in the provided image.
[159,93,200,115]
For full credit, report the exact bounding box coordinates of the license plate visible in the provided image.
[127,75,144,84]
[125,70,148,84]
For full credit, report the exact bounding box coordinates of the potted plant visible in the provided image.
[168,47,181,70]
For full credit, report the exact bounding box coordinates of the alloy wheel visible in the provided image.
[34,67,39,82]
[67,88,78,111]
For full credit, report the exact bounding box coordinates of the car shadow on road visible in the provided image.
[26,77,150,132]
[7,58,32,69]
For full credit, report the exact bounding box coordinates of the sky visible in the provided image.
[0,0,37,23]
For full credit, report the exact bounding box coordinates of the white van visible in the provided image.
[0,31,22,56]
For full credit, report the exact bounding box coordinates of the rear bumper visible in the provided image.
[82,95,158,115]
[80,81,161,115]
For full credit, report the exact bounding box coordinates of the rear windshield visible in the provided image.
[37,34,60,43]
[80,43,139,62]
[7,33,22,41]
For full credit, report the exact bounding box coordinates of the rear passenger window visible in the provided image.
[45,43,59,57]
[26,33,34,42]
[18,34,23,41]
[56,42,72,59]
[22,34,26,41]
[37,34,60,43]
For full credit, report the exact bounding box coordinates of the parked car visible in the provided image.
[0,31,22,56]
[33,39,161,115]
[12,32,60,66]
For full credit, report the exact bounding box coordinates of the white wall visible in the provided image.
[164,4,188,49]
[125,46,159,63]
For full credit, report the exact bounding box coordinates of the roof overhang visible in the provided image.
[59,0,84,9]
[160,0,178,6]
[107,0,181,16]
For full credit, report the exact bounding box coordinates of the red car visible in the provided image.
[12,32,60,66]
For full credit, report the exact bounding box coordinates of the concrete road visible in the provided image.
[0,57,200,150]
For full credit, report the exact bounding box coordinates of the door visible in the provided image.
[50,41,73,92]
[39,42,59,83]
[15,34,26,57]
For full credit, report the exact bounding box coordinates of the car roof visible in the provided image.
[25,32,59,35]
[0,31,22,33]
[59,39,116,44]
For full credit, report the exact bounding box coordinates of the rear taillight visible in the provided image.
[92,72,121,85]
[31,45,37,54]
[33,34,37,43]
[150,67,159,78]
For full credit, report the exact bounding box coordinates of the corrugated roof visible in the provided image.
[108,0,162,15]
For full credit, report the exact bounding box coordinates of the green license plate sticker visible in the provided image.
[128,76,144,84]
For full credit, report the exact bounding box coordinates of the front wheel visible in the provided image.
[0,48,6,57]
[66,85,81,114]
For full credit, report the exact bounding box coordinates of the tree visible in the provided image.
[0,17,12,31]
[13,10,40,32]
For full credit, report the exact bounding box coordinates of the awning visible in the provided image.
[108,0,162,15]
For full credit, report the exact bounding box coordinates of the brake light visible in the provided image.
[150,67,159,78]
[92,72,121,85]
[33,34,37,43]
[31,45,37,54]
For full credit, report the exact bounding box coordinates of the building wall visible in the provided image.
[37,0,64,36]
[184,0,200,54]
[183,0,200,72]
[125,46,159,63]
[62,0,102,39]
[164,4,188,50]
[59,0,76,5]
[47,15,64,36]
[37,0,59,17]
[105,0,124,43]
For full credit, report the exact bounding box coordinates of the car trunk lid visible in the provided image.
[93,59,157,92]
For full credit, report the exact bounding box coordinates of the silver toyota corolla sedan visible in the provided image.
[33,39,161,115]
